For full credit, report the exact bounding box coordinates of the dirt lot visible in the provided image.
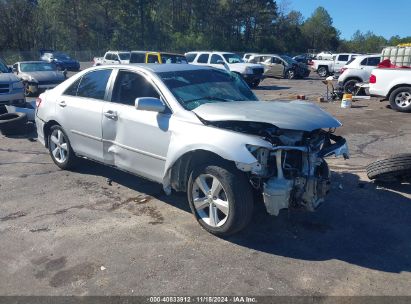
[1,71,411,296]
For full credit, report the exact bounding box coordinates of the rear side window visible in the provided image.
[130,53,146,63]
[337,55,349,62]
[210,54,224,64]
[366,57,380,66]
[111,70,160,106]
[186,53,197,63]
[197,54,209,64]
[76,69,112,100]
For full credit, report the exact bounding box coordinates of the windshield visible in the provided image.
[53,52,71,60]
[119,52,131,60]
[161,54,187,64]
[0,59,9,73]
[20,62,57,72]
[280,55,297,65]
[222,53,244,64]
[157,69,258,110]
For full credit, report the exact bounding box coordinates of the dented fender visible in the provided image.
[162,112,272,191]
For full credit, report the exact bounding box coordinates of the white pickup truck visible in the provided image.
[369,68,411,112]
[312,53,360,77]
[93,51,130,66]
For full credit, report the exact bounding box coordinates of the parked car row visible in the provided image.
[247,53,311,79]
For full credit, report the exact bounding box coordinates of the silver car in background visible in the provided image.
[13,61,66,96]
[35,64,348,236]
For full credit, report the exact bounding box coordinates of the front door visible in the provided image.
[102,69,171,182]
[267,57,284,78]
[55,69,112,162]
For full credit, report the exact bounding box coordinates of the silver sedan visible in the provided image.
[35,64,348,236]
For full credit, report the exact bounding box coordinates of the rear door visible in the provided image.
[101,69,171,182]
[55,69,113,161]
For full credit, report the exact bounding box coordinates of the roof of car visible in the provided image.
[18,61,53,64]
[352,54,381,59]
[101,63,213,73]
[186,51,236,55]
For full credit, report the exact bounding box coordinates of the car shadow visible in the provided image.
[228,172,411,273]
[69,160,411,273]
[72,158,191,213]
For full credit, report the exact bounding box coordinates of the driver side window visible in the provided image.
[272,57,281,64]
[111,70,160,106]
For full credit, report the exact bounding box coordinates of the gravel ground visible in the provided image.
[0,67,410,296]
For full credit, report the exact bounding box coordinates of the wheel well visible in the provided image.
[318,65,328,70]
[343,77,362,86]
[169,150,234,192]
[43,120,60,148]
[388,84,411,99]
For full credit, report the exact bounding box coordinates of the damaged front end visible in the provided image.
[210,121,349,216]
[248,128,348,215]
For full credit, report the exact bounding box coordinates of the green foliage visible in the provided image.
[0,0,409,60]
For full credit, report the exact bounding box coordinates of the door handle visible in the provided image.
[58,101,66,107]
[104,110,118,120]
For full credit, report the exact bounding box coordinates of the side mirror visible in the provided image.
[8,67,12,73]
[63,69,68,78]
[135,97,166,113]
[12,67,17,74]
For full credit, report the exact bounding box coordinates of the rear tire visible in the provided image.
[250,80,260,88]
[187,162,254,236]
[343,79,359,94]
[317,66,328,77]
[389,87,411,112]
[47,125,77,169]
[366,154,411,182]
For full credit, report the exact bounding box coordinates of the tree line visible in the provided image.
[0,0,410,59]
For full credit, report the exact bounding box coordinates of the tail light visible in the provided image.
[35,97,42,107]
[340,67,347,74]
[369,74,376,84]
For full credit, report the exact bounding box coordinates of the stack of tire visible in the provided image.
[0,112,28,136]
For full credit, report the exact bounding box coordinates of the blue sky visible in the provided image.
[287,0,410,40]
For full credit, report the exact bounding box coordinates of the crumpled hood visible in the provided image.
[0,73,20,82]
[19,71,65,82]
[192,100,342,132]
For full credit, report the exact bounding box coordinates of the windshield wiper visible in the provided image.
[185,96,234,103]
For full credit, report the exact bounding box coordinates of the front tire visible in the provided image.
[389,87,411,112]
[187,162,253,236]
[285,69,295,79]
[48,125,77,169]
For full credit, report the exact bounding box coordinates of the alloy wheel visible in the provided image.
[49,129,68,163]
[395,92,411,108]
[192,174,229,227]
